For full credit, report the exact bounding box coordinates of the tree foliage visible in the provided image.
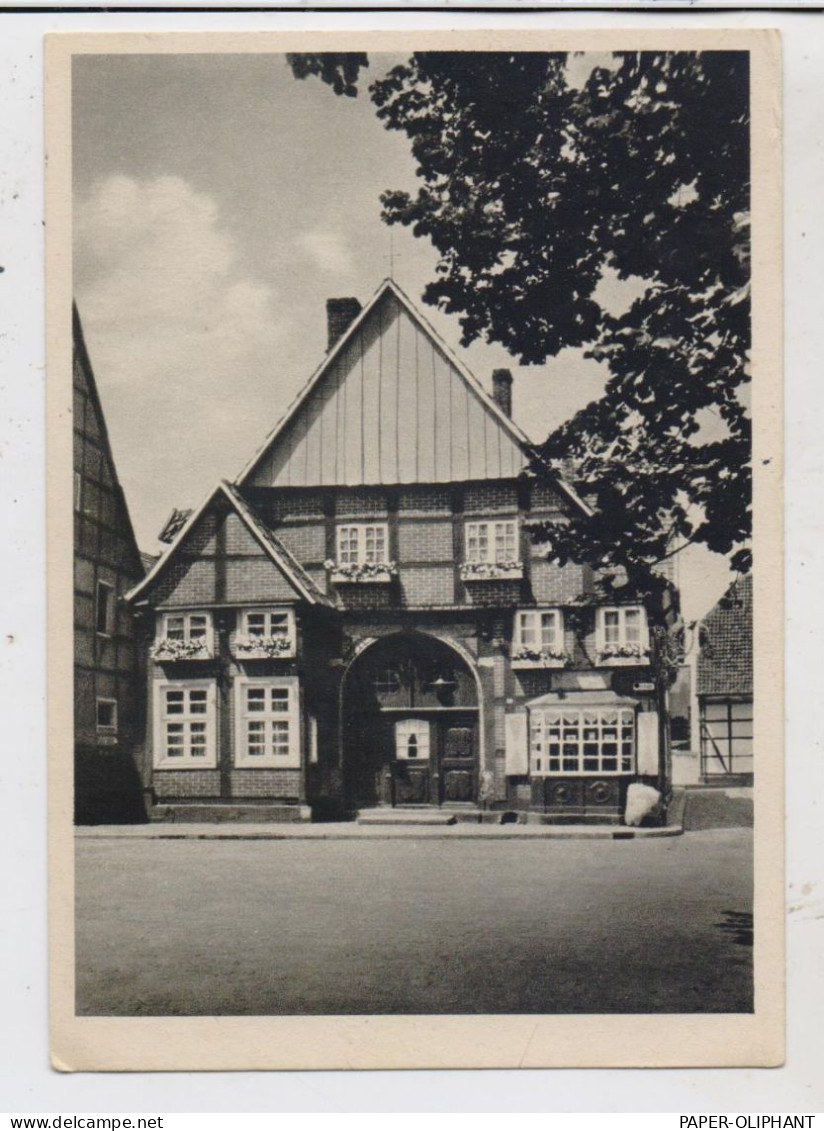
[288,51,752,586]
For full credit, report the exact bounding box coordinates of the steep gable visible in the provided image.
[126,482,332,609]
[238,280,530,490]
[73,304,143,579]
[697,574,753,698]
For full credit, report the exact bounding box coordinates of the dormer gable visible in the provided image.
[125,481,332,610]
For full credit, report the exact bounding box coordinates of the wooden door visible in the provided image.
[439,722,476,803]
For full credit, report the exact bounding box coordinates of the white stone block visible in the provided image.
[624,782,662,827]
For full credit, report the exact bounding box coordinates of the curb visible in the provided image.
[75,821,684,842]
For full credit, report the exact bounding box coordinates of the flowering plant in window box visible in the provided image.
[325,559,397,583]
[459,560,523,582]
[151,638,212,661]
[510,646,569,669]
[598,643,650,666]
[233,634,295,659]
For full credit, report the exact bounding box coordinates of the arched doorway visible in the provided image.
[341,632,480,808]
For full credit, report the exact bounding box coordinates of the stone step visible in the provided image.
[356,809,458,827]
[151,802,309,824]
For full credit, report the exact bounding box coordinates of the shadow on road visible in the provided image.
[715,909,753,946]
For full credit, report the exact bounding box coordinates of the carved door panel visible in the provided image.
[440,724,476,803]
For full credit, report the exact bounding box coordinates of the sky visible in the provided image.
[72,51,735,623]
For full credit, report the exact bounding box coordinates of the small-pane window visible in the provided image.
[395,718,430,761]
[465,521,518,564]
[156,683,215,765]
[530,707,635,775]
[243,610,291,638]
[336,524,389,566]
[236,680,299,767]
[597,607,648,656]
[371,667,401,695]
[514,609,563,651]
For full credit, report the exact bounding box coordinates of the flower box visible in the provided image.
[151,638,212,662]
[460,561,524,582]
[511,649,569,670]
[326,559,397,584]
[233,634,295,660]
[598,646,650,667]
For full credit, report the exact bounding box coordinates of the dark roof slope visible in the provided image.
[697,574,753,698]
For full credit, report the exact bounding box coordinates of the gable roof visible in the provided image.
[236,278,590,516]
[696,574,753,698]
[125,480,333,608]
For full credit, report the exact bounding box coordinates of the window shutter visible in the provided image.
[505,711,529,776]
[637,711,659,775]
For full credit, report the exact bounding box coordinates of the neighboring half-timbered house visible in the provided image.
[697,574,753,783]
[127,280,675,823]
[73,305,145,822]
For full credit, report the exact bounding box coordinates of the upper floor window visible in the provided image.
[465,520,518,564]
[327,524,395,582]
[234,608,295,658]
[514,609,563,651]
[153,679,217,768]
[96,697,118,737]
[95,580,114,636]
[461,520,523,581]
[152,611,213,661]
[74,471,83,513]
[596,606,649,663]
[336,523,389,565]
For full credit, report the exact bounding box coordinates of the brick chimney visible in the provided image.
[326,297,362,351]
[492,368,513,418]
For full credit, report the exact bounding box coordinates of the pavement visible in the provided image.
[75,788,692,840]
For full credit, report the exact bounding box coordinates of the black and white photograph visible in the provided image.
[48,28,782,1071]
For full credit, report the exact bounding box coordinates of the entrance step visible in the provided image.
[356,809,458,827]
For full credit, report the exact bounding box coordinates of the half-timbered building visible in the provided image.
[74,305,145,822]
[697,574,753,784]
[127,280,673,823]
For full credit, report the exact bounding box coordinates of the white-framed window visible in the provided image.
[239,608,293,640]
[514,609,564,651]
[234,608,295,657]
[154,611,214,659]
[529,707,635,776]
[395,718,431,761]
[336,523,389,565]
[95,580,114,636]
[596,606,649,658]
[153,679,217,768]
[96,697,118,737]
[234,676,301,768]
[465,520,518,564]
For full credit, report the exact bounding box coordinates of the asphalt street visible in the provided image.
[75,827,753,1015]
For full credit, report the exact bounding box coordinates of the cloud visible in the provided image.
[294,228,352,275]
[75,174,281,372]
[74,175,286,545]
